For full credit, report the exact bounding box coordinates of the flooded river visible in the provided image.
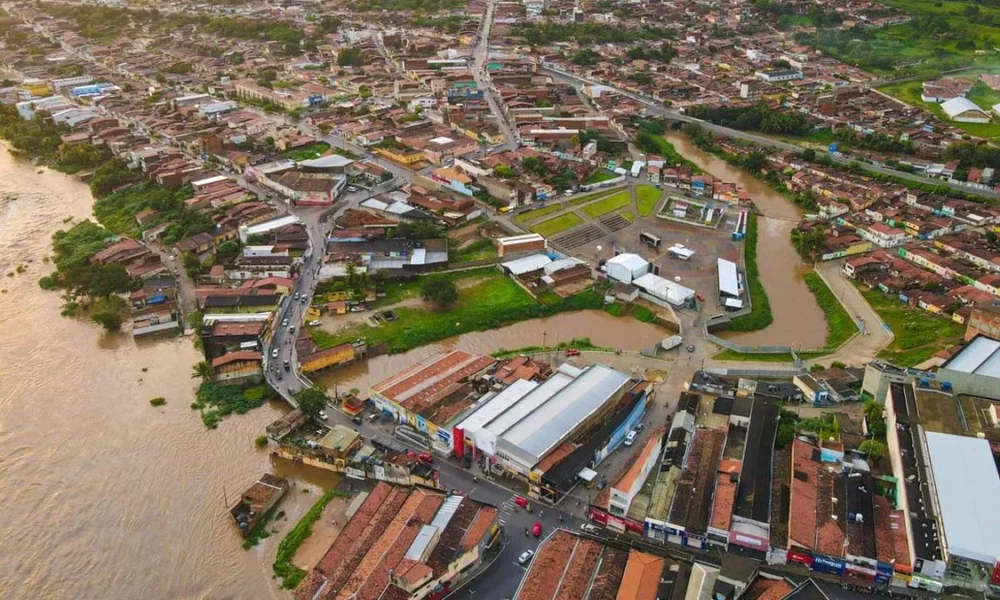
[0,149,345,600]
[315,310,666,393]
[664,132,826,348]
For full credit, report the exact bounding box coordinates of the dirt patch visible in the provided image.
[293,495,353,571]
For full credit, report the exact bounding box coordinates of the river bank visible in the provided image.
[0,150,327,600]
[663,131,827,348]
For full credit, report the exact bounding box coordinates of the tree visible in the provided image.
[192,360,216,381]
[91,295,127,331]
[182,252,203,279]
[859,439,887,463]
[88,263,133,297]
[295,386,329,418]
[421,279,458,308]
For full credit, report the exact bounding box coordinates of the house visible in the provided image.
[212,351,264,385]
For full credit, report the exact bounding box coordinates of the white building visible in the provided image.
[606,253,649,285]
[941,97,992,123]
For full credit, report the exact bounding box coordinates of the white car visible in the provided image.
[517,549,534,565]
[309,319,322,327]
[347,185,358,192]
[318,411,328,420]
[624,430,638,447]
[271,348,279,358]
[580,523,599,534]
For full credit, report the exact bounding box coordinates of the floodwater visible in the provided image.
[315,310,666,394]
[0,149,340,600]
[664,132,826,348]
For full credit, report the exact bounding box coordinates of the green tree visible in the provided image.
[182,252,203,278]
[859,439,887,463]
[192,360,216,381]
[295,386,329,418]
[91,295,127,331]
[421,279,458,308]
[88,263,133,297]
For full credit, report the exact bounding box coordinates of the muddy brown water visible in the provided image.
[0,149,667,598]
[0,150,345,600]
[664,132,826,348]
[315,310,666,393]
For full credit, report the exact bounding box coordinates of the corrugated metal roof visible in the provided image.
[456,379,538,433]
[502,254,552,276]
[404,524,439,561]
[945,337,1000,377]
[499,364,630,466]
[924,432,1000,563]
[430,495,463,529]
[483,372,573,436]
[717,258,739,297]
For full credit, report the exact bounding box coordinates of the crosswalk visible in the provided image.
[497,496,519,527]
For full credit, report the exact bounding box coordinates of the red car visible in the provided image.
[513,496,529,510]
[566,349,580,356]
[418,452,433,464]
[532,522,542,537]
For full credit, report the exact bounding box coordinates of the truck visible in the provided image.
[661,335,683,351]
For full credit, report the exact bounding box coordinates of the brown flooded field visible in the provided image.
[315,310,666,393]
[664,132,826,348]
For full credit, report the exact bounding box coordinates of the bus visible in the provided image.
[640,232,662,248]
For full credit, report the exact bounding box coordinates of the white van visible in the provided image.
[624,430,638,447]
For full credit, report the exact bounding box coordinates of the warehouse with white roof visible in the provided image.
[924,431,1000,569]
[452,364,632,476]
[937,335,1000,400]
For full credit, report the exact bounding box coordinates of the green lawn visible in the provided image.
[713,349,796,362]
[569,188,622,206]
[803,271,857,350]
[621,211,635,223]
[635,185,662,217]
[449,238,496,263]
[365,268,495,307]
[530,212,584,237]
[513,203,564,224]
[281,142,331,161]
[727,214,773,332]
[313,272,604,353]
[583,170,617,185]
[582,191,632,218]
[879,80,1000,140]
[860,287,966,367]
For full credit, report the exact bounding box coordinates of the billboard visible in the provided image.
[728,530,768,552]
[788,549,814,567]
[812,554,846,576]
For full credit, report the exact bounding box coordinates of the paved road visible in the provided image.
[540,65,1000,201]
[472,0,519,151]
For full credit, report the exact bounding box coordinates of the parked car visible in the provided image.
[686,345,696,353]
[309,319,322,327]
[289,325,296,333]
[518,549,535,565]
[281,318,289,327]
[350,305,366,312]
[565,349,580,356]
[347,185,358,192]
[624,430,638,447]
[532,522,542,537]
[634,422,644,433]
[293,292,300,301]
[318,411,328,420]
[271,348,279,359]
[580,523,599,534]
[351,415,362,425]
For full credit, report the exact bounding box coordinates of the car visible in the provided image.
[686,345,696,353]
[696,293,705,302]
[293,292,300,301]
[318,411,328,420]
[580,523,599,534]
[277,373,283,381]
[634,422,644,433]
[309,319,322,327]
[418,452,433,464]
[271,348,279,358]
[351,415,363,425]
[347,185,358,192]
[518,549,535,565]
[281,318,289,327]
[289,325,296,333]
[532,522,542,537]
[597,479,608,490]
[624,430,638,447]
[513,496,529,510]
[350,305,366,313]
[565,348,580,356]
[300,297,307,304]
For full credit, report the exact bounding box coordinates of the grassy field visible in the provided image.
[530,212,584,237]
[803,271,857,350]
[513,203,564,224]
[582,191,632,218]
[583,170,617,185]
[712,349,795,362]
[860,287,966,366]
[635,185,662,217]
[727,214,773,332]
[621,211,635,223]
[878,79,1000,140]
[569,187,622,206]
[312,272,604,353]
[449,238,496,263]
[281,142,331,161]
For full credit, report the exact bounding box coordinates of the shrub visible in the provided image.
[149,397,167,407]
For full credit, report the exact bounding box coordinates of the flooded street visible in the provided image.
[664,132,825,348]
[0,149,336,600]
[315,310,666,393]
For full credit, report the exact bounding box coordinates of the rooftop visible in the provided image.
[924,431,1000,564]
[372,350,496,416]
[941,335,1000,378]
